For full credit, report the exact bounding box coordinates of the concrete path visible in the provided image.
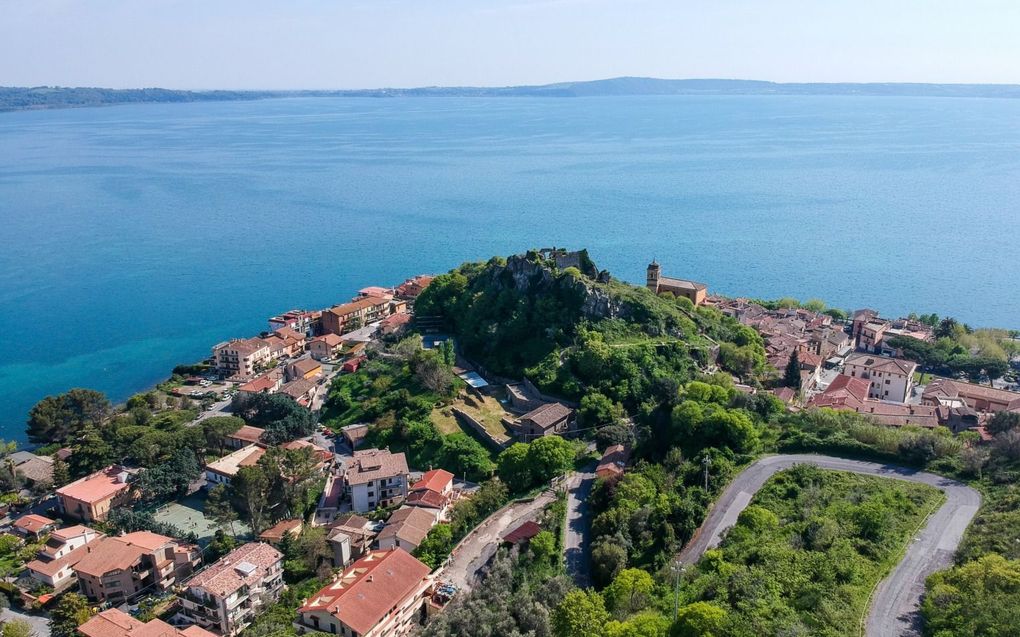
[440,492,556,591]
[1,607,50,636]
[677,454,981,637]
[564,466,595,588]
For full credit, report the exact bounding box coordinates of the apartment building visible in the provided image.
[213,338,272,377]
[844,354,918,403]
[177,542,284,636]
[78,608,215,637]
[345,449,409,513]
[25,525,105,591]
[205,445,266,488]
[56,466,133,522]
[321,297,392,336]
[308,334,345,361]
[74,531,200,604]
[294,549,430,637]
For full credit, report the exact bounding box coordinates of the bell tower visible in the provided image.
[646,260,661,292]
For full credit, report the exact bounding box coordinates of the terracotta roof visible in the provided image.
[73,532,174,577]
[521,402,573,430]
[185,542,282,598]
[274,326,306,342]
[328,296,390,318]
[845,354,917,376]
[281,439,332,463]
[406,489,448,509]
[290,358,322,377]
[57,466,130,505]
[411,469,454,494]
[312,333,344,348]
[259,519,303,542]
[228,425,265,444]
[280,378,316,401]
[502,521,542,545]
[657,276,707,292]
[13,514,56,534]
[298,549,430,635]
[377,507,435,546]
[26,532,102,577]
[216,338,268,356]
[923,378,1020,407]
[359,286,394,298]
[346,449,408,486]
[596,445,630,476]
[238,372,281,394]
[51,524,94,542]
[78,608,216,637]
[809,374,871,410]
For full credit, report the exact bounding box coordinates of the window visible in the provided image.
[885,380,890,385]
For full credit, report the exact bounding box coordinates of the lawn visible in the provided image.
[679,465,944,637]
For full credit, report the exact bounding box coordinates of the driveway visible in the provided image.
[440,492,556,591]
[564,466,595,587]
[677,454,981,637]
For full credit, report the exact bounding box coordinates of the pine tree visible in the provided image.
[784,350,802,389]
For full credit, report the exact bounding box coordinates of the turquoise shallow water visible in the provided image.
[1,95,1019,442]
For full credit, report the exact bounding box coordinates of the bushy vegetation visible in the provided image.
[922,553,1020,636]
[674,466,942,636]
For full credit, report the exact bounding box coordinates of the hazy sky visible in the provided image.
[3,0,1019,89]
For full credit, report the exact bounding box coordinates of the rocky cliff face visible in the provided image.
[489,253,630,321]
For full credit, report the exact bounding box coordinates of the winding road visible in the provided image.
[677,454,981,637]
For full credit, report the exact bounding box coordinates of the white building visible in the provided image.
[213,338,272,378]
[24,525,104,590]
[844,353,918,403]
[345,449,409,513]
[177,542,284,636]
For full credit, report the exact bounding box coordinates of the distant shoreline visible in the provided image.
[5,77,1020,113]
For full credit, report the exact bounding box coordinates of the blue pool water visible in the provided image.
[2,95,1019,442]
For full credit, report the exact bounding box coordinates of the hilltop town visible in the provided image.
[0,248,1018,637]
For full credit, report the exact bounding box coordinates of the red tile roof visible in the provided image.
[298,549,430,635]
[259,519,303,542]
[57,466,130,505]
[13,514,56,535]
[185,542,282,598]
[78,608,216,637]
[502,521,542,545]
[411,469,454,494]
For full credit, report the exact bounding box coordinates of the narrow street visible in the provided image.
[440,492,556,592]
[564,465,595,588]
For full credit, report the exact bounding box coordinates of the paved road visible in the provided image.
[1,606,50,636]
[441,492,556,591]
[677,454,981,637]
[564,467,595,588]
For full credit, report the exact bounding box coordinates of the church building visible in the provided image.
[646,260,708,306]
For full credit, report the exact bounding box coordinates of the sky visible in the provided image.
[2,0,1020,89]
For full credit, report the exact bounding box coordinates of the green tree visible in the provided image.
[201,416,246,455]
[605,612,671,637]
[579,392,625,430]
[922,553,1020,637]
[2,620,36,637]
[553,589,611,637]
[529,530,558,566]
[604,568,655,617]
[415,523,455,570]
[527,436,575,484]
[26,388,111,444]
[497,443,534,489]
[50,592,95,637]
[783,350,801,388]
[988,411,1020,436]
[592,540,629,588]
[205,483,239,537]
[672,602,728,637]
[231,465,272,534]
[437,433,495,480]
[67,424,114,477]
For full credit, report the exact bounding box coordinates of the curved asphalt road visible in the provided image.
[677,454,981,637]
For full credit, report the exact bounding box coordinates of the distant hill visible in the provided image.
[5,77,1020,113]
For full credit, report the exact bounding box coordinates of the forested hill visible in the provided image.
[6,77,1020,112]
[413,249,767,410]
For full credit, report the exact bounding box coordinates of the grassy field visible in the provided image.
[678,465,944,637]
[431,390,512,443]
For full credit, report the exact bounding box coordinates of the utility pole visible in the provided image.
[672,559,686,618]
[703,456,712,491]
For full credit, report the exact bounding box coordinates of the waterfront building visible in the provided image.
[56,465,133,522]
[213,338,272,377]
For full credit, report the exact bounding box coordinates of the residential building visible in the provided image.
[9,451,54,486]
[295,548,431,637]
[177,542,284,636]
[309,334,345,361]
[281,440,333,471]
[844,354,917,403]
[224,425,265,450]
[808,375,940,428]
[645,260,707,305]
[279,378,317,406]
[595,445,630,479]
[214,338,272,378]
[78,608,216,637]
[394,275,434,300]
[923,378,1020,413]
[259,519,304,545]
[56,466,133,522]
[379,312,413,336]
[321,297,392,336]
[74,531,200,604]
[510,402,574,440]
[287,357,322,381]
[345,449,410,513]
[376,507,436,553]
[405,469,454,520]
[269,309,317,336]
[237,369,284,396]
[325,514,377,568]
[857,320,889,353]
[205,445,265,488]
[358,286,394,300]
[341,424,370,450]
[25,525,104,590]
[12,514,57,539]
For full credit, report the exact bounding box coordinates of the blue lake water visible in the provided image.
[2,95,1019,442]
